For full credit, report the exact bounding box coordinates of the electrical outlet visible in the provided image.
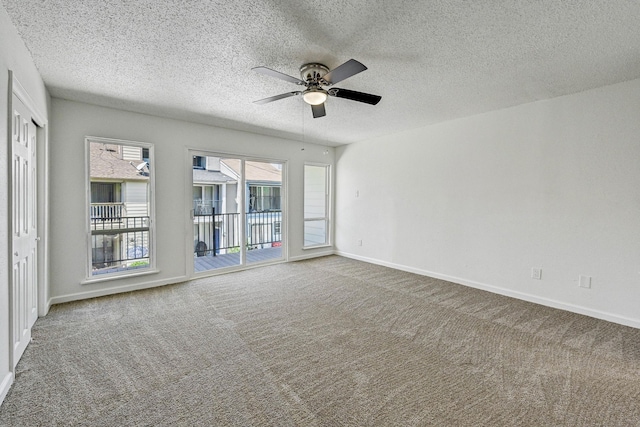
[355,190,359,198]
[357,239,362,246]
[531,268,542,280]
[579,275,591,289]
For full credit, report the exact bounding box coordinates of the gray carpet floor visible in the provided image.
[1,255,639,426]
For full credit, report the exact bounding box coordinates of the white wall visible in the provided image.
[0,6,50,405]
[336,78,640,328]
[49,98,334,303]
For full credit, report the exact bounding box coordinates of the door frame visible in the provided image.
[7,72,49,374]
[185,149,288,278]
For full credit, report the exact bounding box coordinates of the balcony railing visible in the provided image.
[193,210,281,257]
[91,216,149,232]
[246,211,282,249]
[91,203,126,220]
[90,215,151,273]
[194,212,239,256]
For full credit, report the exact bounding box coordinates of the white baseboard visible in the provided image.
[44,298,53,315]
[48,252,335,307]
[289,250,336,262]
[0,372,13,407]
[336,251,640,330]
[49,275,189,306]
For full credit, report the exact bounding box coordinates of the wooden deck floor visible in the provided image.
[194,246,283,272]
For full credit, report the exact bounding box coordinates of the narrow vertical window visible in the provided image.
[304,164,330,247]
[86,137,154,278]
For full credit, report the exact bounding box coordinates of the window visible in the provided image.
[304,164,330,247]
[249,185,281,212]
[86,137,155,278]
[91,182,121,203]
[193,155,205,169]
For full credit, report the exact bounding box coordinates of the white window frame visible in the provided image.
[303,163,331,249]
[84,136,157,282]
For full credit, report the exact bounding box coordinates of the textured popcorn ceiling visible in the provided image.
[3,0,640,145]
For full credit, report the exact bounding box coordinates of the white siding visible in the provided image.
[123,181,149,217]
[304,165,328,246]
[304,165,327,219]
[304,220,326,246]
[206,156,220,171]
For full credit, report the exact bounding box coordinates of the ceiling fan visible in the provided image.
[252,59,382,118]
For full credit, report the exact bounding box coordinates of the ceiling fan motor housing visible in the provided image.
[300,63,330,84]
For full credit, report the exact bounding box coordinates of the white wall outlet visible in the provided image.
[357,239,362,246]
[355,190,359,198]
[531,268,542,280]
[579,275,591,288]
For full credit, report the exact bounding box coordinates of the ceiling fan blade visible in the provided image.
[321,59,367,85]
[330,88,381,105]
[252,66,305,85]
[311,103,326,118]
[253,91,300,105]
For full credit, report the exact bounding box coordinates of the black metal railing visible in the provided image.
[246,211,282,249]
[91,216,149,232]
[193,210,282,257]
[194,211,240,257]
[91,216,150,273]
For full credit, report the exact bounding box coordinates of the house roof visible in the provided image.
[4,1,640,145]
[221,159,281,184]
[192,169,236,184]
[90,143,149,181]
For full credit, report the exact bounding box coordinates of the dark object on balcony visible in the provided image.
[195,241,207,257]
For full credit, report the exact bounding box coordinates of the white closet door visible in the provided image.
[11,94,38,367]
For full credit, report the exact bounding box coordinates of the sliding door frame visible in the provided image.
[185,149,287,278]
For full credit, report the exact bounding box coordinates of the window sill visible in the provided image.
[302,244,332,250]
[81,269,160,285]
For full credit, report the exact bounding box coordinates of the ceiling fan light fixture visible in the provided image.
[252,59,381,117]
[303,89,327,105]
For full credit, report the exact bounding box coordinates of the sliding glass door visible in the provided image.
[245,161,283,265]
[191,153,285,273]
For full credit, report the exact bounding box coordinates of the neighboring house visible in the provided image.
[221,159,282,213]
[192,156,238,215]
[192,156,282,256]
[90,142,151,273]
[192,156,238,255]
